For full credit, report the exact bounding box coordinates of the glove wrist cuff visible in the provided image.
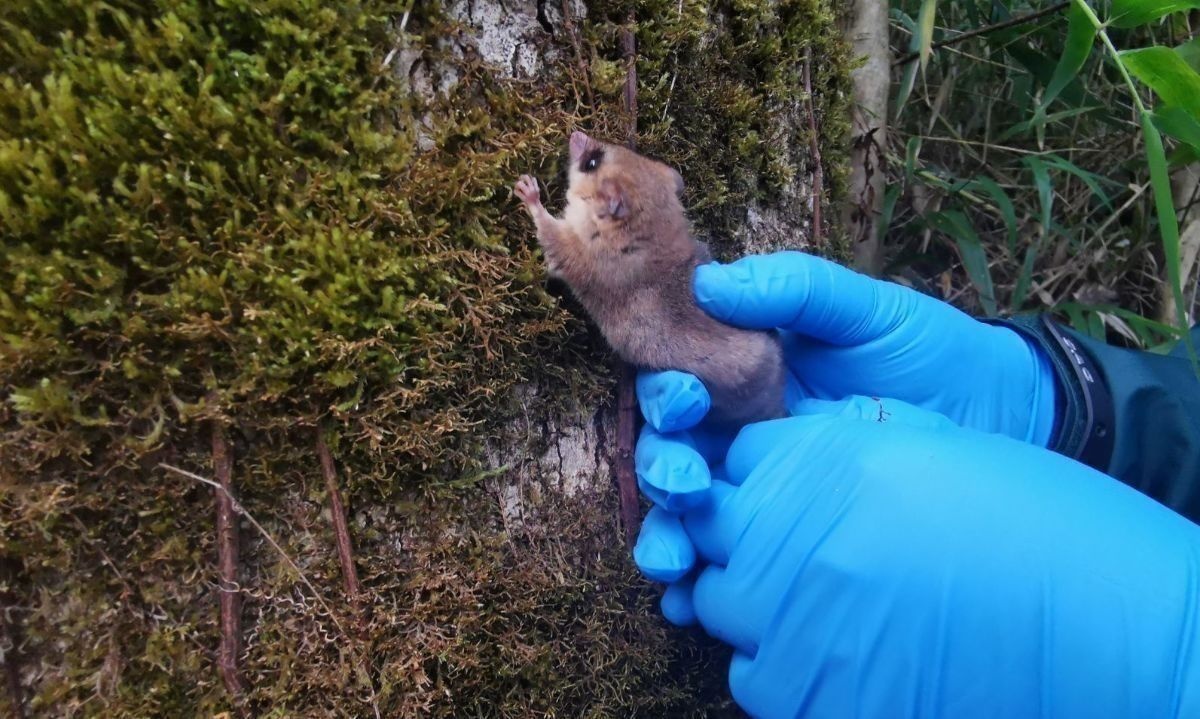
[996,315,1115,472]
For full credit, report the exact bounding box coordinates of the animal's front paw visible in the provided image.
[513,175,542,210]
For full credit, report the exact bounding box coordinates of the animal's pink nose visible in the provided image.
[569,131,589,162]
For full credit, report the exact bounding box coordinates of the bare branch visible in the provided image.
[621,19,638,146]
[161,461,382,718]
[209,410,247,704]
[893,2,1071,67]
[616,16,641,545]
[316,430,361,601]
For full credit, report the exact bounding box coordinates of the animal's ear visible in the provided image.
[596,177,628,220]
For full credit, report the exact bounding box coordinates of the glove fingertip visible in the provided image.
[637,370,711,432]
[637,471,708,513]
[661,577,698,626]
[727,652,761,712]
[635,430,712,511]
[633,507,696,583]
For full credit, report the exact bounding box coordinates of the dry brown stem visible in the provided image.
[615,17,641,545]
[560,0,595,108]
[160,462,381,718]
[621,19,637,146]
[615,363,641,545]
[209,399,248,705]
[316,429,362,601]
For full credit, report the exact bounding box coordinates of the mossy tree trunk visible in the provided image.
[0,0,850,715]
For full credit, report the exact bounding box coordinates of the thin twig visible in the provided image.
[315,429,361,601]
[660,0,685,123]
[160,462,383,719]
[162,464,347,636]
[560,0,595,107]
[616,16,641,545]
[209,408,247,704]
[917,134,1106,156]
[893,1,1071,66]
[893,23,1020,70]
[621,20,638,147]
[380,4,414,69]
[374,4,414,92]
[1091,180,1149,238]
[804,49,824,249]
[615,363,640,545]
[67,514,135,597]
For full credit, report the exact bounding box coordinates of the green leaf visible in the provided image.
[1061,303,1089,334]
[1058,303,1182,347]
[1169,142,1200,169]
[926,210,998,316]
[896,59,920,117]
[895,0,937,116]
[998,106,1101,143]
[964,177,1018,253]
[1038,2,1096,113]
[904,136,922,185]
[1153,106,1200,150]
[1140,110,1199,370]
[1011,239,1040,312]
[1042,154,1114,209]
[1109,0,1200,28]
[1178,36,1200,73]
[1120,46,1200,115]
[1086,309,1106,339]
[916,0,938,69]
[1023,156,1053,235]
[1007,44,1058,88]
[876,184,901,245]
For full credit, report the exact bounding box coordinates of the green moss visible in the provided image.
[0,0,851,714]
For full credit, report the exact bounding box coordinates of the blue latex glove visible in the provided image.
[633,395,1200,718]
[636,252,1058,445]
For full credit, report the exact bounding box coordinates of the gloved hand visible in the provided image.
[633,395,1200,718]
[636,251,1058,445]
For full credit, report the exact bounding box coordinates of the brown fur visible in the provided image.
[513,132,786,426]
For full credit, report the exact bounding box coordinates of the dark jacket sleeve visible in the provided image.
[1002,316,1200,523]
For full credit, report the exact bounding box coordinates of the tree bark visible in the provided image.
[843,0,890,274]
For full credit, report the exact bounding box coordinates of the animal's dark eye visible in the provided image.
[580,149,603,173]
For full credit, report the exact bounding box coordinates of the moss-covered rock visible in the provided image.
[0,0,850,714]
